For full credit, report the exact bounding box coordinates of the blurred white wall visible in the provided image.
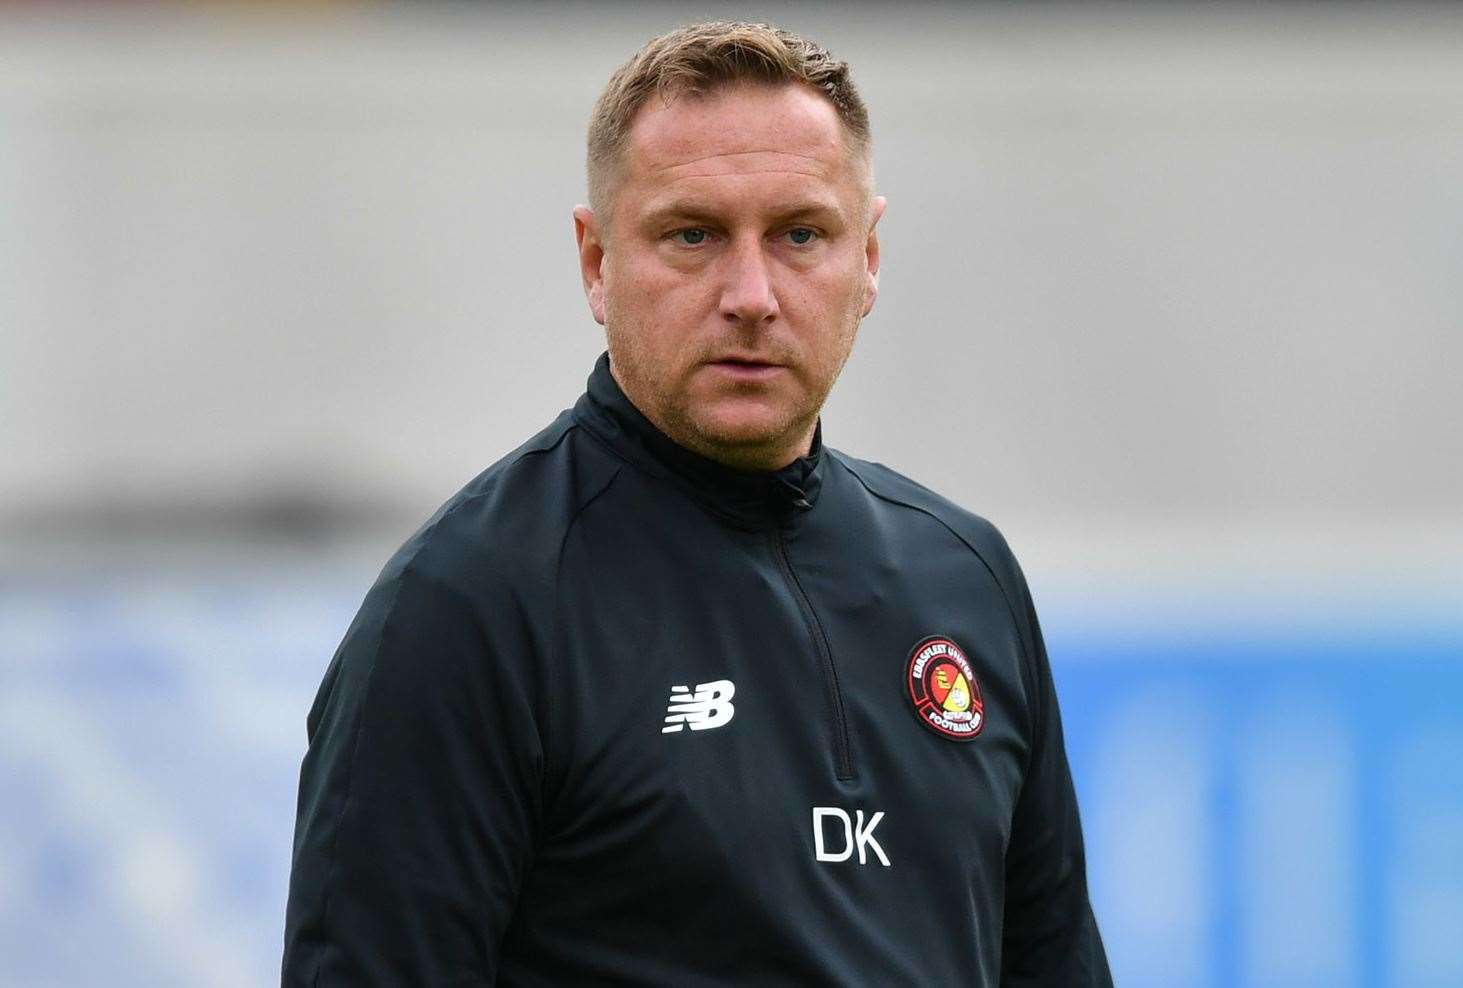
[2,1,1459,601]
[4,5,1458,505]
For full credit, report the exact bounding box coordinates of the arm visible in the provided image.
[282,559,543,986]
[1000,576,1112,987]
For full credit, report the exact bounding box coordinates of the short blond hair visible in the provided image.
[586,21,872,220]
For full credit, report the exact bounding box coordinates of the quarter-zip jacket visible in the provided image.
[283,354,1111,987]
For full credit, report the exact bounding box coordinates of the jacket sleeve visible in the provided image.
[281,559,544,987]
[1000,572,1112,987]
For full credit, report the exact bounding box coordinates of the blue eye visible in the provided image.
[676,228,707,246]
[787,227,817,245]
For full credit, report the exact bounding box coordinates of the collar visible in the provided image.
[572,352,825,530]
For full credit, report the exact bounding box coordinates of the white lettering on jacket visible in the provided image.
[813,807,890,867]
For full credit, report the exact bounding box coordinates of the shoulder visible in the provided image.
[378,411,623,604]
[828,449,1028,607]
[306,413,621,740]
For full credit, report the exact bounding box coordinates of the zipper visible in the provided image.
[769,528,855,781]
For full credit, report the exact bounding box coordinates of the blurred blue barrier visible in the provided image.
[1,571,1459,987]
[1050,627,1463,988]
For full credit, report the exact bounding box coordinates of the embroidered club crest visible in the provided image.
[905,636,984,740]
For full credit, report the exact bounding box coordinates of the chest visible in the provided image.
[537,512,1033,891]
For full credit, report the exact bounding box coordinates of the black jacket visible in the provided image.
[283,354,1111,986]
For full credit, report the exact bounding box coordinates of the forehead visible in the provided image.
[620,83,855,203]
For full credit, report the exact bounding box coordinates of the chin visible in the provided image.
[688,405,803,456]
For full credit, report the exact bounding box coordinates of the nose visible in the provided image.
[718,238,779,327]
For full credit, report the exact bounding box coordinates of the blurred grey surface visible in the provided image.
[2,4,1461,987]
[4,2,1459,547]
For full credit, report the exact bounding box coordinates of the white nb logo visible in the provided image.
[661,679,736,733]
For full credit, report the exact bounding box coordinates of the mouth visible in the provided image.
[706,356,786,380]
[708,360,790,383]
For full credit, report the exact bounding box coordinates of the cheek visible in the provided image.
[792,248,867,310]
[604,257,713,370]
[785,262,865,351]
[609,253,705,323]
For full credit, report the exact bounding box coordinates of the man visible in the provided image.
[283,21,1110,987]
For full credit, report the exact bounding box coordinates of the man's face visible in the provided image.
[575,82,885,470]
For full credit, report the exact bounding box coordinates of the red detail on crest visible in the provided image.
[905,636,984,741]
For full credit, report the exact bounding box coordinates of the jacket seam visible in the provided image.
[541,456,624,824]
[832,455,1042,756]
[308,422,576,987]
[833,457,1030,660]
[310,566,407,987]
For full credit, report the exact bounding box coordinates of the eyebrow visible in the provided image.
[640,198,846,229]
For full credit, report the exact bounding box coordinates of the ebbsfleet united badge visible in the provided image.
[905,636,984,740]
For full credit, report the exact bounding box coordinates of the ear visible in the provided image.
[573,205,607,325]
[861,196,887,318]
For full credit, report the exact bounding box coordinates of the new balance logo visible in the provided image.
[661,679,736,733]
[813,807,891,867]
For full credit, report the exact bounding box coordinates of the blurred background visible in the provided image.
[2,2,1460,985]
